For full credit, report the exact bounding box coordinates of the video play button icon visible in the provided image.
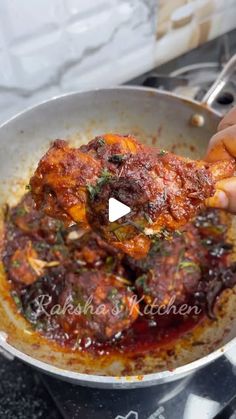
[108,198,131,222]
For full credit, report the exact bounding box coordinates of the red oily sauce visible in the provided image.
[2,193,236,355]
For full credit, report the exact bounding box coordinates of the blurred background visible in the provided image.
[0,0,236,124]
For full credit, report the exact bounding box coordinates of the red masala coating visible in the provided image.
[9,241,41,285]
[9,192,65,243]
[30,134,235,259]
[134,224,205,307]
[4,194,138,343]
[30,139,101,225]
[3,195,236,349]
[59,271,139,341]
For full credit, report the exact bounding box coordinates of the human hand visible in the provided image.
[205,106,236,213]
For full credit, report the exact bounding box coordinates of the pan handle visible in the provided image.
[201,54,236,107]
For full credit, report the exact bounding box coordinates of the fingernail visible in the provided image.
[205,190,229,209]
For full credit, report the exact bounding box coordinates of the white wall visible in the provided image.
[0,0,235,124]
[0,0,157,123]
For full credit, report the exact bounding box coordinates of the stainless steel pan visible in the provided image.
[0,56,235,389]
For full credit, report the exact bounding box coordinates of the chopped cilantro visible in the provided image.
[100,168,112,181]
[108,288,118,300]
[105,256,115,272]
[11,292,22,311]
[150,228,172,241]
[106,256,114,265]
[178,260,200,272]
[87,168,112,200]
[74,267,87,274]
[150,239,170,256]
[52,244,68,257]
[11,259,21,268]
[87,184,97,200]
[35,320,47,331]
[15,206,27,216]
[117,299,124,312]
[201,238,212,247]
[97,137,105,147]
[56,230,64,245]
[108,154,126,164]
[136,274,150,293]
[174,230,182,237]
[136,274,147,288]
[34,242,49,251]
[113,226,129,241]
[158,150,167,157]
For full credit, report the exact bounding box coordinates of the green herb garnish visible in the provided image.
[136,274,150,293]
[174,230,182,237]
[116,299,125,312]
[150,239,170,256]
[106,256,113,265]
[11,260,21,268]
[15,206,27,216]
[158,150,167,157]
[136,274,146,288]
[113,226,131,241]
[105,256,115,272]
[52,244,68,257]
[201,238,212,247]
[11,292,22,311]
[97,137,105,147]
[34,242,49,251]
[150,228,172,241]
[178,260,200,272]
[74,267,87,274]
[87,184,97,201]
[55,227,65,245]
[100,168,111,179]
[108,288,118,300]
[108,154,126,164]
[87,168,112,200]
[25,184,31,191]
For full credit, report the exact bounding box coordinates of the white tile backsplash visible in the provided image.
[0,0,158,123]
[66,0,111,18]
[0,0,235,125]
[2,0,64,43]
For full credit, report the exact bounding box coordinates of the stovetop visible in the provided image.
[130,29,236,115]
[1,29,236,419]
[1,352,235,419]
[42,354,236,419]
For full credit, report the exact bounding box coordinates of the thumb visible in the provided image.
[205,177,236,213]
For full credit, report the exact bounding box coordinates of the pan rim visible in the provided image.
[0,333,235,387]
[0,85,222,131]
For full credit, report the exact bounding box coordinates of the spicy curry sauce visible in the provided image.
[2,193,236,355]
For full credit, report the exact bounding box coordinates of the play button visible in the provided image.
[108,198,131,222]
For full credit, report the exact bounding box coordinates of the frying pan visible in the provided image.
[0,56,235,389]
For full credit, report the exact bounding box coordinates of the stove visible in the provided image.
[131,31,236,115]
[41,354,236,419]
[142,61,236,112]
[1,29,236,419]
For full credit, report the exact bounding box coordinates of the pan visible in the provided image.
[0,56,235,389]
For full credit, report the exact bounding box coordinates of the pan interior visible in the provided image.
[0,88,235,381]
